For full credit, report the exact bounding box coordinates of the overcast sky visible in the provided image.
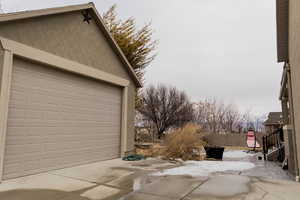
[2,0,282,116]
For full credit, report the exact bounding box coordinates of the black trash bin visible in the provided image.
[204,146,225,160]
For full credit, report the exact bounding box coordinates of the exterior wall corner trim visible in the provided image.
[0,49,13,182]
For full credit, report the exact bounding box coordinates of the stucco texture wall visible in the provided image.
[0,11,137,152]
[289,0,300,173]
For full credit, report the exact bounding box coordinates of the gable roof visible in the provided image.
[264,112,283,125]
[0,2,142,87]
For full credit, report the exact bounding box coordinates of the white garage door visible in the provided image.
[3,58,122,180]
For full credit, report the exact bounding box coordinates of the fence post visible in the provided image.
[263,136,266,160]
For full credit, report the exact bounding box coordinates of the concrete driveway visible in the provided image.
[0,153,300,200]
[0,158,180,200]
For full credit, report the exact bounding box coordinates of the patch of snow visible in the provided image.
[133,177,142,191]
[223,151,251,158]
[152,161,255,177]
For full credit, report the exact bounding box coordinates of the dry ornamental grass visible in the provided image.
[163,123,206,161]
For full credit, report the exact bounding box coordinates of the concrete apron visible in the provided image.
[0,158,300,200]
[119,173,300,200]
[0,158,182,200]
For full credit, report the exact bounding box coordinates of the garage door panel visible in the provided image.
[9,93,121,112]
[8,103,121,119]
[12,70,122,100]
[7,115,121,126]
[5,141,108,155]
[4,149,121,177]
[9,91,122,108]
[7,118,120,126]
[3,58,122,180]
[5,128,121,140]
[41,127,121,135]
[5,142,121,159]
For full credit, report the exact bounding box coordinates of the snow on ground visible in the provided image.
[223,150,252,158]
[152,161,255,177]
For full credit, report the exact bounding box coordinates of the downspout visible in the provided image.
[286,62,300,180]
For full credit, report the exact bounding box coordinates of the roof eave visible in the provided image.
[0,3,93,22]
[276,0,289,63]
[0,2,142,88]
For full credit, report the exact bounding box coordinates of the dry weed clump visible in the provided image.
[136,143,166,157]
[163,123,206,161]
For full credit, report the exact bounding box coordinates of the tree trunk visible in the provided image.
[157,130,164,139]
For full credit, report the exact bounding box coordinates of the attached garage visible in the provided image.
[0,3,141,181]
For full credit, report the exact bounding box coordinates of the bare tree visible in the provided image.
[195,99,215,132]
[195,98,223,133]
[241,109,253,130]
[253,114,268,133]
[138,85,194,139]
[195,99,243,133]
[224,104,241,133]
[135,110,157,142]
[217,102,227,132]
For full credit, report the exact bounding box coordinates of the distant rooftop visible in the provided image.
[264,112,283,125]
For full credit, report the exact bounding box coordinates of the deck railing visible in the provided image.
[262,128,284,161]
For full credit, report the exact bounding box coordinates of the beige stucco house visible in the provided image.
[0,3,141,181]
[277,0,300,181]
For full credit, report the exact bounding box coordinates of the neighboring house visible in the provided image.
[0,3,142,181]
[263,112,283,135]
[276,0,300,181]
